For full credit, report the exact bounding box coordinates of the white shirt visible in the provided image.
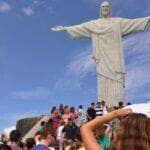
[56,125,64,142]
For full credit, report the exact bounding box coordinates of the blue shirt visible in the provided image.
[32,144,49,150]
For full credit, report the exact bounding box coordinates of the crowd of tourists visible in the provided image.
[0,101,149,150]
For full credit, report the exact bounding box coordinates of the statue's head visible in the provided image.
[100,1,111,18]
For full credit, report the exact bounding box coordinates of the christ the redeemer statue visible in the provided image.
[52,1,150,106]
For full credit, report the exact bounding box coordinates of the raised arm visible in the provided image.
[80,109,132,150]
[121,16,150,36]
[51,23,91,39]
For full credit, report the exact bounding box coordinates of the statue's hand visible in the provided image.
[51,26,67,31]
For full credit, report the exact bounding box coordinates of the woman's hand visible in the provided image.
[112,108,132,118]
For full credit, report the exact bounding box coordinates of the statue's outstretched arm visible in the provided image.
[121,16,150,36]
[51,23,91,39]
[51,26,68,31]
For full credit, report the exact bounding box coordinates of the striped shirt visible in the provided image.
[95,107,103,117]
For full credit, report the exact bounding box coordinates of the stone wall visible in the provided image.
[16,117,40,138]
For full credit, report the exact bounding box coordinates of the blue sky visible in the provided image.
[0,0,149,130]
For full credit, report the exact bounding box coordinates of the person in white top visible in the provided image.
[76,105,85,126]
[56,120,65,150]
[101,101,108,115]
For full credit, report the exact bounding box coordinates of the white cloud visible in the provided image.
[0,0,55,16]
[3,126,16,136]
[126,65,150,90]
[66,48,95,78]
[54,47,95,90]
[22,7,34,16]
[124,32,150,88]
[22,0,55,16]
[124,32,150,101]
[0,1,11,13]
[12,86,51,100]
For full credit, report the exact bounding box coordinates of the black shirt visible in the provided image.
[87,107,96,121]
[62,125,77,140]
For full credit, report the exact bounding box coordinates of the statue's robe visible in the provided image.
[65,17,150,106]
